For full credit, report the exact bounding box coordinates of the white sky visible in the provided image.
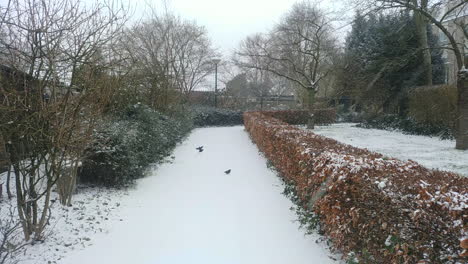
[163,0,295,54]
[0,0,352,57]
[0,0,353,90]
[130,0,352,56]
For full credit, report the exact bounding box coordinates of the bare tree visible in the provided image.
[120,13,217,109]
[247,67,274,110]
[170,20,218,98]
[236,1,337,128]
[0,0,127,240]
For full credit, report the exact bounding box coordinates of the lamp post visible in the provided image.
[212,59,221,107]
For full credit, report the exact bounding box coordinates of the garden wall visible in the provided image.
[244,111,467,263]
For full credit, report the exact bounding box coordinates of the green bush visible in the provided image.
[79,104,193,187]
[357,85,456,139]
[191,106,243,127]
[358,114,454,139]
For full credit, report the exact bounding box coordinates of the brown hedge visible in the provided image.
[262,109,336,125]
[315,108,337,125]
[244,111,468,263]
[262,110,309,125]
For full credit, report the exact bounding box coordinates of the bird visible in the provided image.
[224,169,231,175]
[196,146,204,152]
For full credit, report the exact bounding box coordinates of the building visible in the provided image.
[434,3,468,84]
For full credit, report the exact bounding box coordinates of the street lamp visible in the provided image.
[212,58,221,107]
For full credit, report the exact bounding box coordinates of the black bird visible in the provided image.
[196,146,204,152]
[224,169,231,175]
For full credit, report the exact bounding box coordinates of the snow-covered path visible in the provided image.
[60,126,336,264]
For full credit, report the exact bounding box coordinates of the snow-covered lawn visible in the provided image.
[0,181,128,264]
[3,126,337,264]
[304,123,468,177]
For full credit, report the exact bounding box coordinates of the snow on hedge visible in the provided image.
[245,112,468,263]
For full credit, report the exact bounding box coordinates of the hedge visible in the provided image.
[190,106,243,127]
[262,108,336,125]
[408,85,457,134]
[359,114,454,140]
[244,111,467,263]
[79,104,192,187]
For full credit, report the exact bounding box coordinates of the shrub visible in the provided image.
[314,108,336,125]
[337,111,365,123]
[262,109,336,125]
[358,85,457,139]
[359,114,454,139]
[408,85,457,129]
[262,110,309,124]
[79,104,192,187]
[244,111,467,263]
[191,106,243,127]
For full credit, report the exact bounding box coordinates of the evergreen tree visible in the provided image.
[340,11,445,115]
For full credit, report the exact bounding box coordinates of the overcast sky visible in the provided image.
[0,0,353,89]
[0,0,352,57]
[130,0,352,57]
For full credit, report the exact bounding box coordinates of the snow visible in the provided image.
[384,235,392,247]
[376,180,387,190]
[3,126,338,264]
[304,123,468,177]
[0,180,128,264]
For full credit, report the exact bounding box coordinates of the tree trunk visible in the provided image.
[307,88,315,129]
[58,162,78,206]
[456,71,468,150]
[413,0,432,85]
[6,164,12,199]
[13,163,30,241]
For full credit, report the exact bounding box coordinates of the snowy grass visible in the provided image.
[0,171,129,264]
[302,123,468,177]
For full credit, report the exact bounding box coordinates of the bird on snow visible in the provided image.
[196,146,204,152]
[224,169,231,175]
